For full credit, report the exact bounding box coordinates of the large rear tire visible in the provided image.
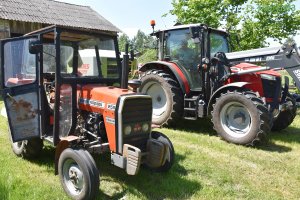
[212,91,271,146]
[9,128,43,158]
[271,93,297,131]
[139,70,183,126]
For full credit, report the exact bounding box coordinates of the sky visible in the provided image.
[56,0,176,38]
[57,0,300,45]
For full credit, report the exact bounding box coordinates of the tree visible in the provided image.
[137,49,157,64]
[131,30,156,53]
[170,0,300,50]
[118,33,130,52]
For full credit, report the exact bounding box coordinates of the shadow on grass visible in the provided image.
[94,153,201,200]
[255,141,292,152]
[170,118,214,135]
[269,126,300,144]
[25,144,56,174]
[25,145,201,199]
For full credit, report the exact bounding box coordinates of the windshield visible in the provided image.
[42,32,120,80]
[165,29,202,90]
[166,29,200,68]
[210,32,229,57]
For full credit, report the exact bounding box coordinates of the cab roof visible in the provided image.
[152,24,228,35]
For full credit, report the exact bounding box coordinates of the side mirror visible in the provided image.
[29,40,42,54]
[189,26,202,44]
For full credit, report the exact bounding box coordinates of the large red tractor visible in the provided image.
[0,25,174,199]
[139,23,299,146]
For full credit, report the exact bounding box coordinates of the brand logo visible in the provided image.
[266,56,276,61]
[107,104,116,110]
[79,98,105,108]
[293,69,300,81]
[106,117,115,124]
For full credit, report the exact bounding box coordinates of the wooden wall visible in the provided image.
[9,20,43,35]
[0,19,44,39]
[0,19,10,39]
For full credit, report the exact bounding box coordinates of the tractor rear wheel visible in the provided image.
[139,70,183,126]
[9,128,43,158]
[212,91,271,146]
[271,93,297,131]
[58,148,99,200]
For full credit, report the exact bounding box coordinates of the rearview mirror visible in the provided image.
[29,40,42,54]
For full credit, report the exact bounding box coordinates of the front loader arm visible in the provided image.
[226,41,300,90]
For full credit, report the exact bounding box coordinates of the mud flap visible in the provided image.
[146,139,166,168]
[122,144,141,175]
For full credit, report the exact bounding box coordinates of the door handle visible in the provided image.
[6,93,17,103]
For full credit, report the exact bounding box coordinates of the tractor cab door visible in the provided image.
[0,36,40,142]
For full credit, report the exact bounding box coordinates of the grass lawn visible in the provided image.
[0,98,300,199]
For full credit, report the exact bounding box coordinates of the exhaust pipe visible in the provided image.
[121,43,129,89]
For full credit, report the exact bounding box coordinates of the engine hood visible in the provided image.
[78,85,134,114]
[231,62,281,77]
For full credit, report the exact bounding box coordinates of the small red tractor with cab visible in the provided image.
[0,25,174,199]
[139,22,299,146]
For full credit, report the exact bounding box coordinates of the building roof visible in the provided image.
[0,0,121,33]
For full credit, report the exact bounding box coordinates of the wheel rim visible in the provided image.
[16,141,23,149]
[142,81,167,118]
[220,102,252,138]
[62,158,84,196]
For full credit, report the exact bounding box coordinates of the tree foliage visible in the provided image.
[118,30,156,66]
[170,0,300,50]
[131,30,156,53]
[118,33,130,52]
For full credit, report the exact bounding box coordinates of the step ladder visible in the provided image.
[183,96,198,120]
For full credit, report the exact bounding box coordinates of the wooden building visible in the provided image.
[0,0,120,39]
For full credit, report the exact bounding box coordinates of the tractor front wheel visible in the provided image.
[147,131,175,172]
[58,148,99,200]
[271,93,297,131]
[212,91,271,146]
[139,70,183,126]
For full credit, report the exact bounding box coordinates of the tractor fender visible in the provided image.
[54,135,79,175]
[140,61,191,94]
[207,82,250,116]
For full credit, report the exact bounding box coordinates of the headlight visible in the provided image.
[260,74,276,81]
[142,123,149,132]
[124,125,132,135]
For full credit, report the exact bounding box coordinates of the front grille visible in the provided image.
[261,77,281,98]
[122,97,152,123]
[121,96,152,151]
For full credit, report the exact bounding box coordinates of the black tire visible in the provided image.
[212,90,271,146]
[139,70,183,126]
[9,128,43,158]
[58,148,99,200]
[147,131,175,172]
[77,149,100,196]
[271,93,297,131]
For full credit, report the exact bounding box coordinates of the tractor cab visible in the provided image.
[0,25,175,199]
[1,25,122,145]
[152,24,229,91]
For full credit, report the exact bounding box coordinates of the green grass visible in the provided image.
[0,102,300,199]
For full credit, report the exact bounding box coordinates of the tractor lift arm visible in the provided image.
[225,41,300,90]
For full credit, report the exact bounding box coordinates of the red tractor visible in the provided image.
[0,25,174,200]
[139,23,299,146]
